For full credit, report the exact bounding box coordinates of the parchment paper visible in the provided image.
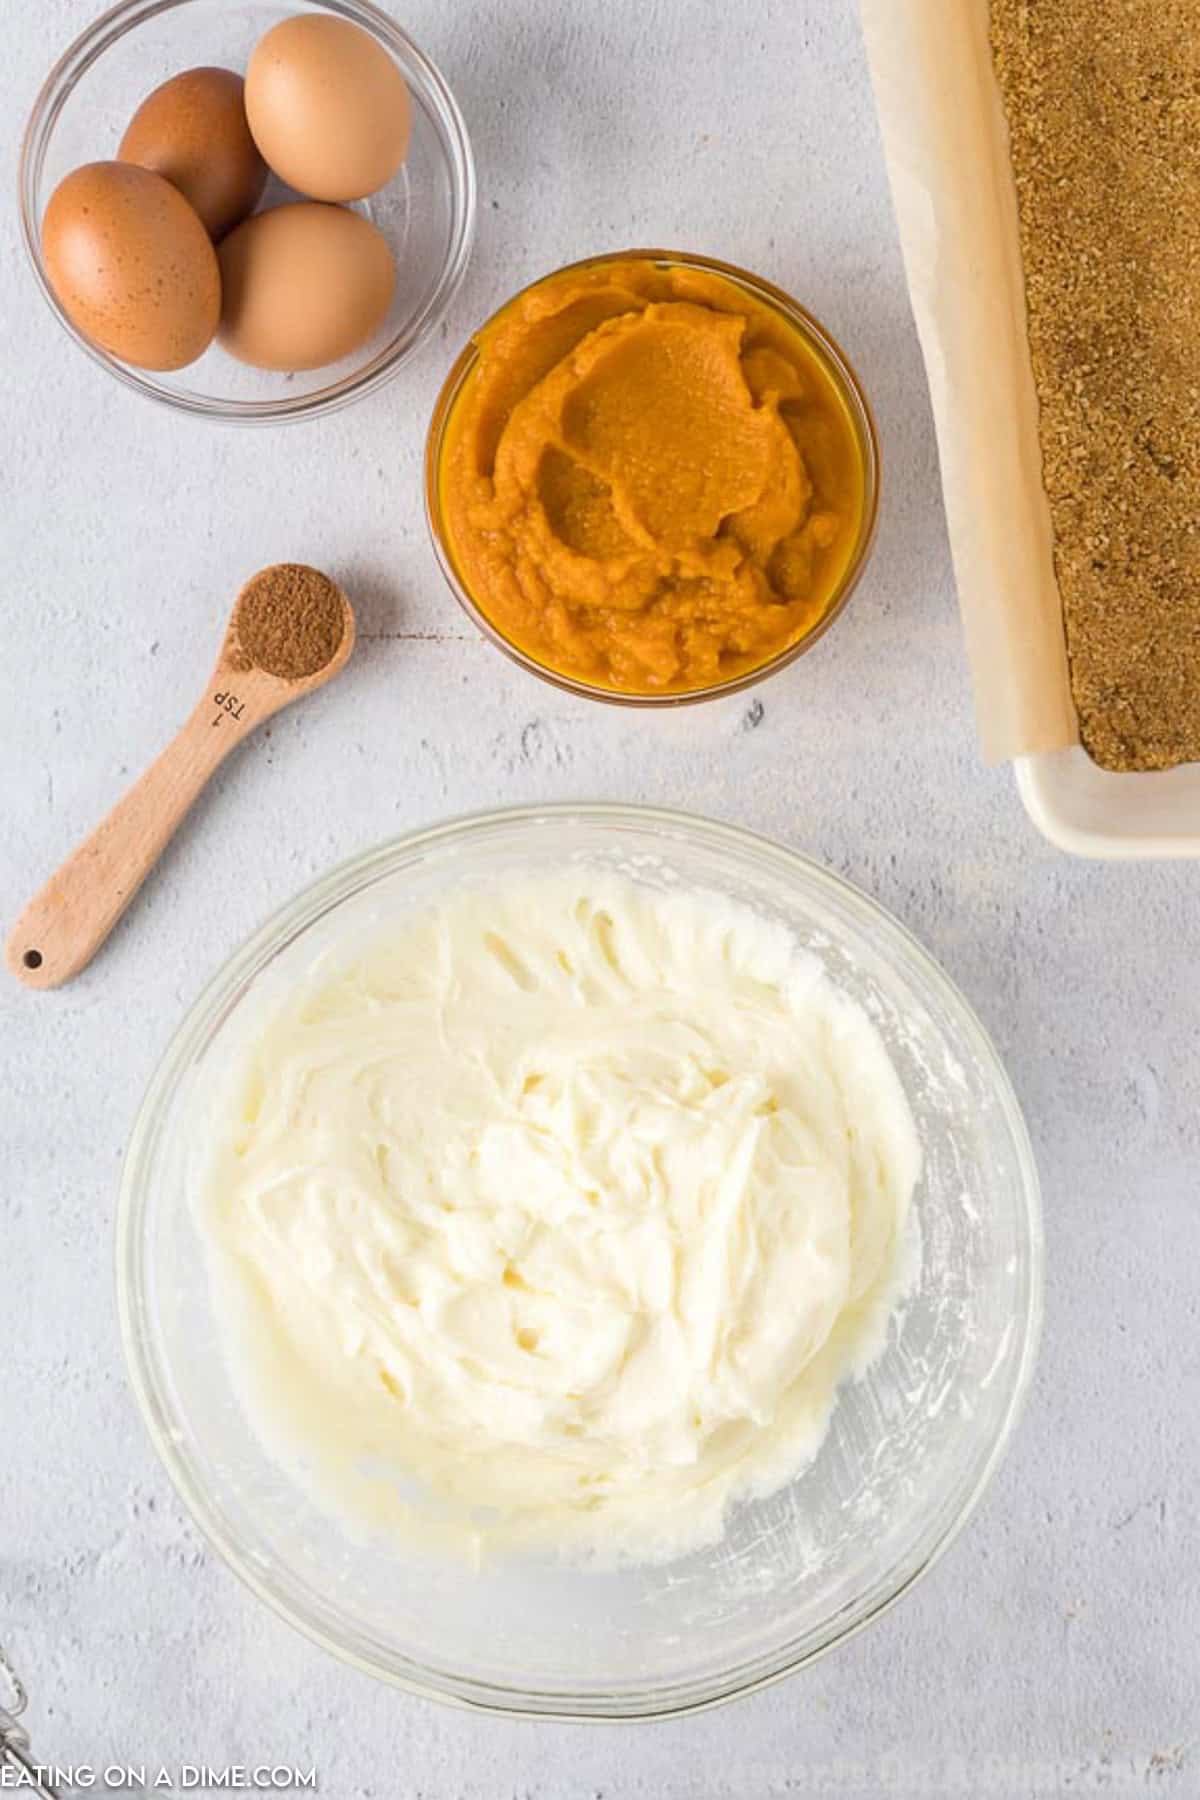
[860,0,1078,762]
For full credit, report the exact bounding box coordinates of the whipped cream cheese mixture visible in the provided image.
[200,874,921,1561]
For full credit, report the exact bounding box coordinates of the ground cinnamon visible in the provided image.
[233,564,345,680]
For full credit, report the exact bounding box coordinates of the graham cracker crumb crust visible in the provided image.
[990,0,1200,772]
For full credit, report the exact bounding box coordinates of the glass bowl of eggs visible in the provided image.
[18,0,476,423]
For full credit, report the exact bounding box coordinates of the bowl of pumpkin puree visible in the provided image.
[426,252,879,703]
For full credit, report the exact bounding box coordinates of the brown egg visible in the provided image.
[119,67,267,241]
[244,15,411,203]
[218,202,396,371]
[41,162,220,371]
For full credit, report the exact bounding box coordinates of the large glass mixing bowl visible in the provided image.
[117,805,1042,1718]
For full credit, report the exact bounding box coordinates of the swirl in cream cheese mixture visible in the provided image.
[200,874,921,1562]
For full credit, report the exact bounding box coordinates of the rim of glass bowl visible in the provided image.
[116,803,1043,1721]
[18,0,477,424]
[424,251,881,706]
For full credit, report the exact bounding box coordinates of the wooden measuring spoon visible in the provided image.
[6,564,355,991]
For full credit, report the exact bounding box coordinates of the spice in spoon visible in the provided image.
[232,562,347,679]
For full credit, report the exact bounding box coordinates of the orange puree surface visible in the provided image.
[436,258,867,696]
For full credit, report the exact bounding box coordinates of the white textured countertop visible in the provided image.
[2,2,1197,1795]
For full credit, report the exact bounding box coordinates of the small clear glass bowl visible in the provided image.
[19,0,476,423]
[425,251,880,705]
[117,804,1042,1720]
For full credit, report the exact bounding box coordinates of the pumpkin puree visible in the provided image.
[437,258,866,695]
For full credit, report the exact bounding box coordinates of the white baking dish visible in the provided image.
[860,0,1200,861]
[1016,752,1200,860]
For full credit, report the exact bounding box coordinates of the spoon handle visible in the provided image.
[5,689,257,990]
